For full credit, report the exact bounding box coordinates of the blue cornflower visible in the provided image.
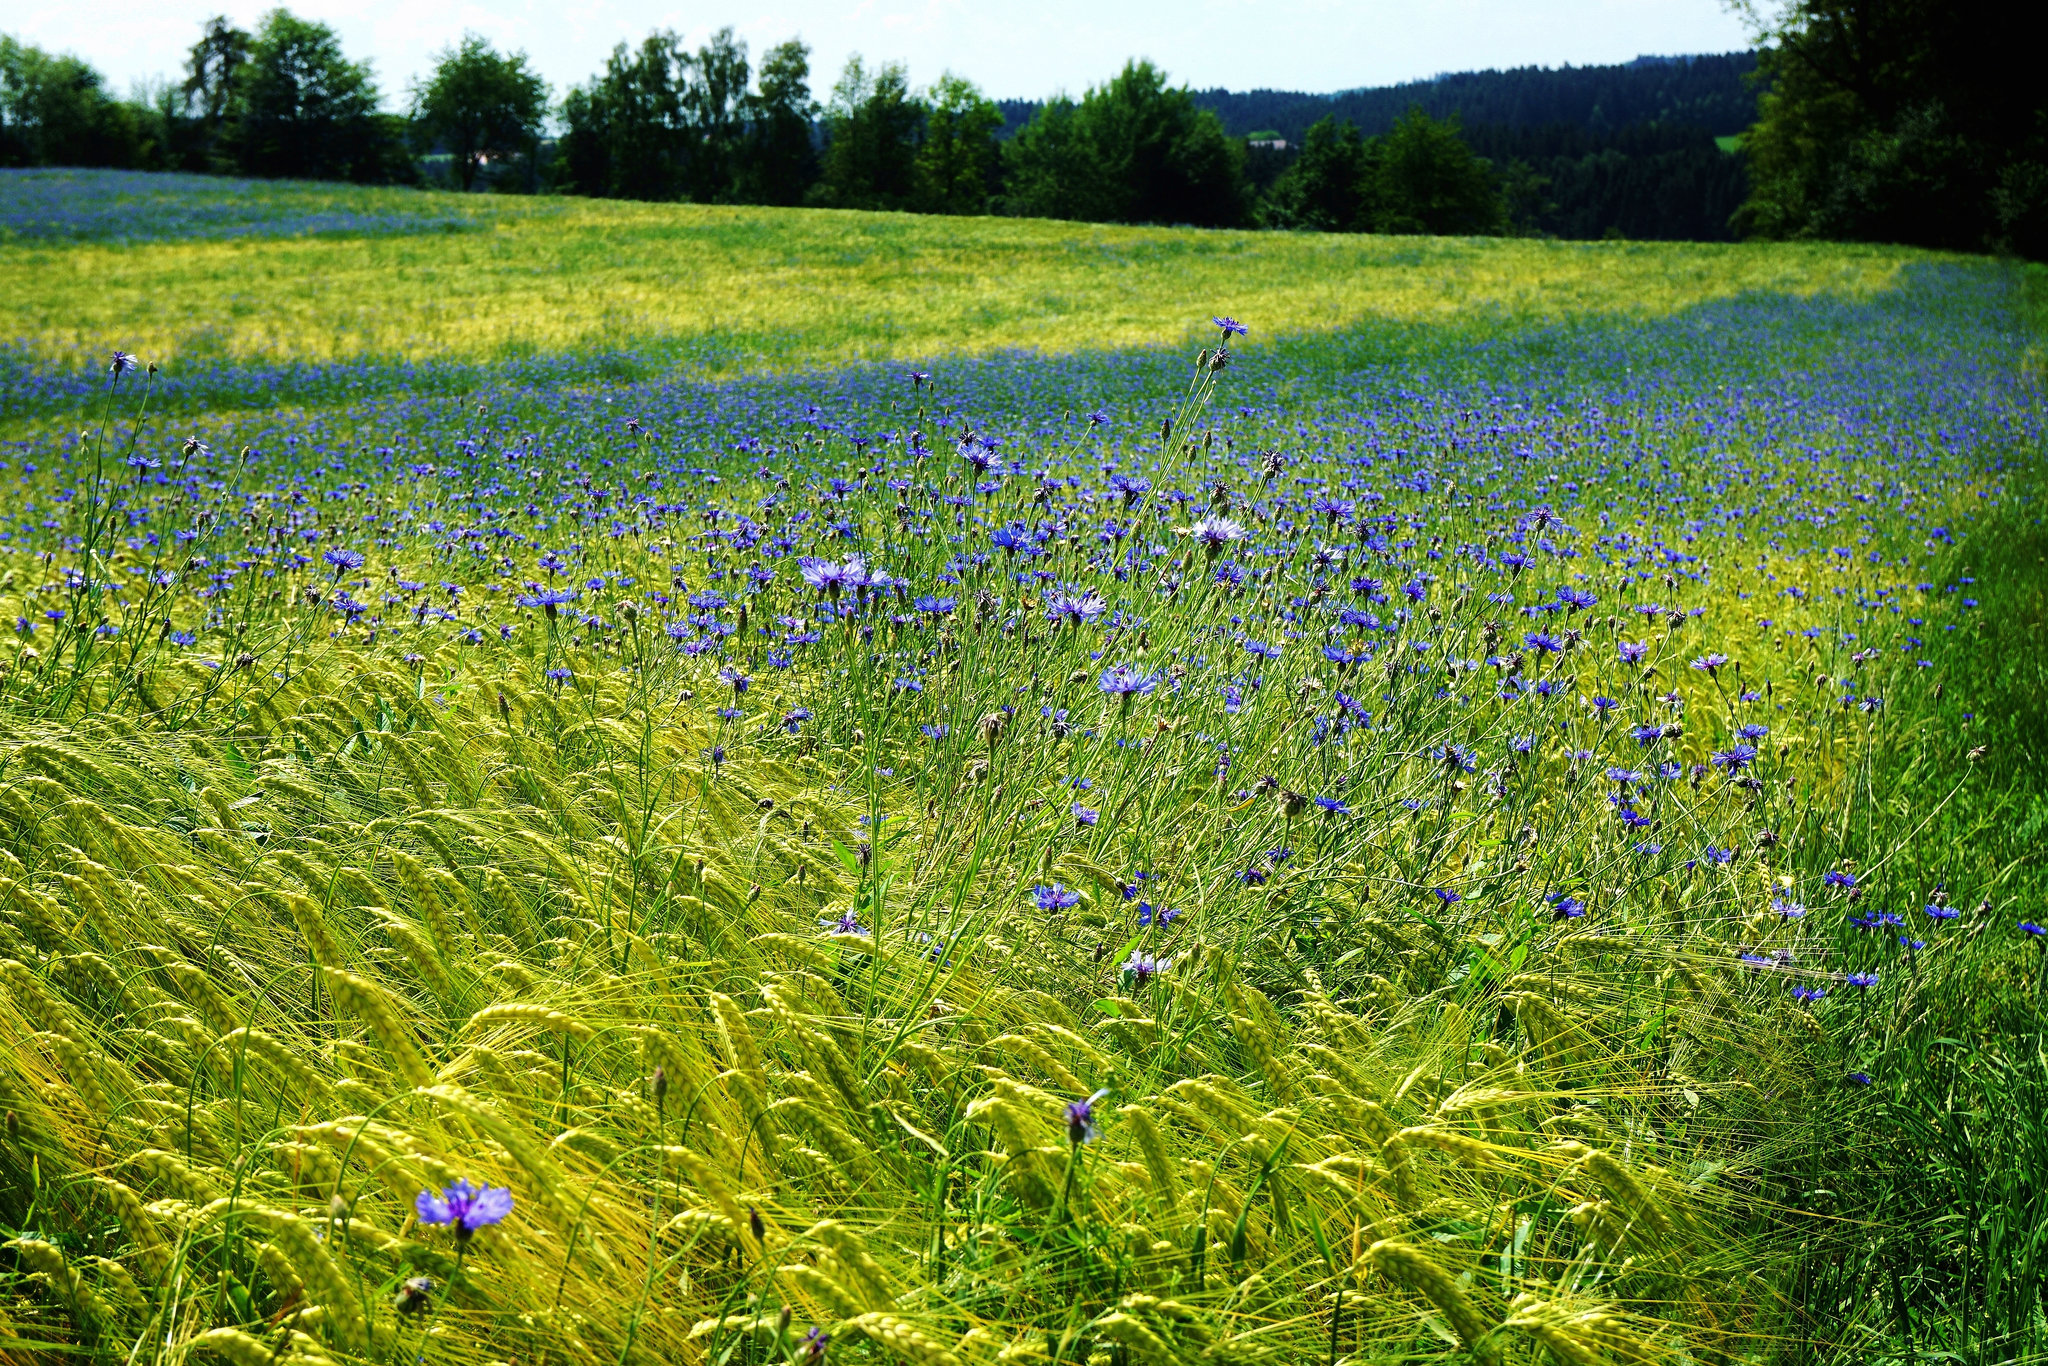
[1550,894,1585,920]
[1212,316,1248,337]
[517,587,579,617]
[323,548,365,575]
[1121,950,1171,987]
[1923,903,1959,920]
[1072,803,1099,826]
[2020,921,2046,937]
[1846,972,1879,989]
[1033,884,1082,912]
[415,1179,513,1240]
[1066,1088,1110,1145]
[781,708,811,733]
[1314,796,1349,816]
[1098,663,1156,697]
[1044,584,1105,627]
[1435,744,1477,772]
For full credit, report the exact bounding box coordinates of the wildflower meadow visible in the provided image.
[0,173,2043,1366]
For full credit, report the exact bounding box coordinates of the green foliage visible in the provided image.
[1735,0,2048,257]
[223,10,407,183]
[737,39,815,207]
[559,29,801,208]
[557,31,692,201]
[914,74,1002,216]
[1005,60,1249,227]
[409,34,547,193]
[1262,115,1373,231]
[176,17,251,173]
[1263,109,1506,236]
[1374,108,1508,235]
[811,56,924,212]
[0,36,152,169]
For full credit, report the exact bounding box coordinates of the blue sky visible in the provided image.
[18,0,1756,111]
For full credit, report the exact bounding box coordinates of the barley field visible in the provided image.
[0,170,2044,1366]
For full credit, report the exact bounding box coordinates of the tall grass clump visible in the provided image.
[0,258,2042,1365]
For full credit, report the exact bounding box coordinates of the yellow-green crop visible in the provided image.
[2,182,1922,377]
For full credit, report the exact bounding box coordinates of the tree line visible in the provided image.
[0,10,1514,235]
[6,5,2039,252]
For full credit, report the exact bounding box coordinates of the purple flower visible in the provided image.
[1033,883,1081,912]
[1121,950,1171,987]
[1044,584,1105,627]
[323,548,365,575]
[1098,663,1156,697]
[1066,1088,1110,1144]
[1212,316,1248,337]
[1135,901,1179,928]
[1072,802,1099,827]
[517,587,579,617]
[415,1179,513,1239]
[1190,515,1245,550]
[798,555,866,598]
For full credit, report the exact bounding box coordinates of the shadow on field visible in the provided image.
[1784,493,2048,1364]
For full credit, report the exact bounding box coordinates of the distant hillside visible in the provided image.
[998,53,1760,241]
[998,53,1756,141]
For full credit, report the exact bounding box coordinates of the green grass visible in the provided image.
[0,176,1924,378]
[0,175,2042,1366]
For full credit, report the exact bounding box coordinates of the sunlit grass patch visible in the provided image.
[1,170,1923,382]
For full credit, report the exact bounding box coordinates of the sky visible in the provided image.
[13,0,1758,111]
